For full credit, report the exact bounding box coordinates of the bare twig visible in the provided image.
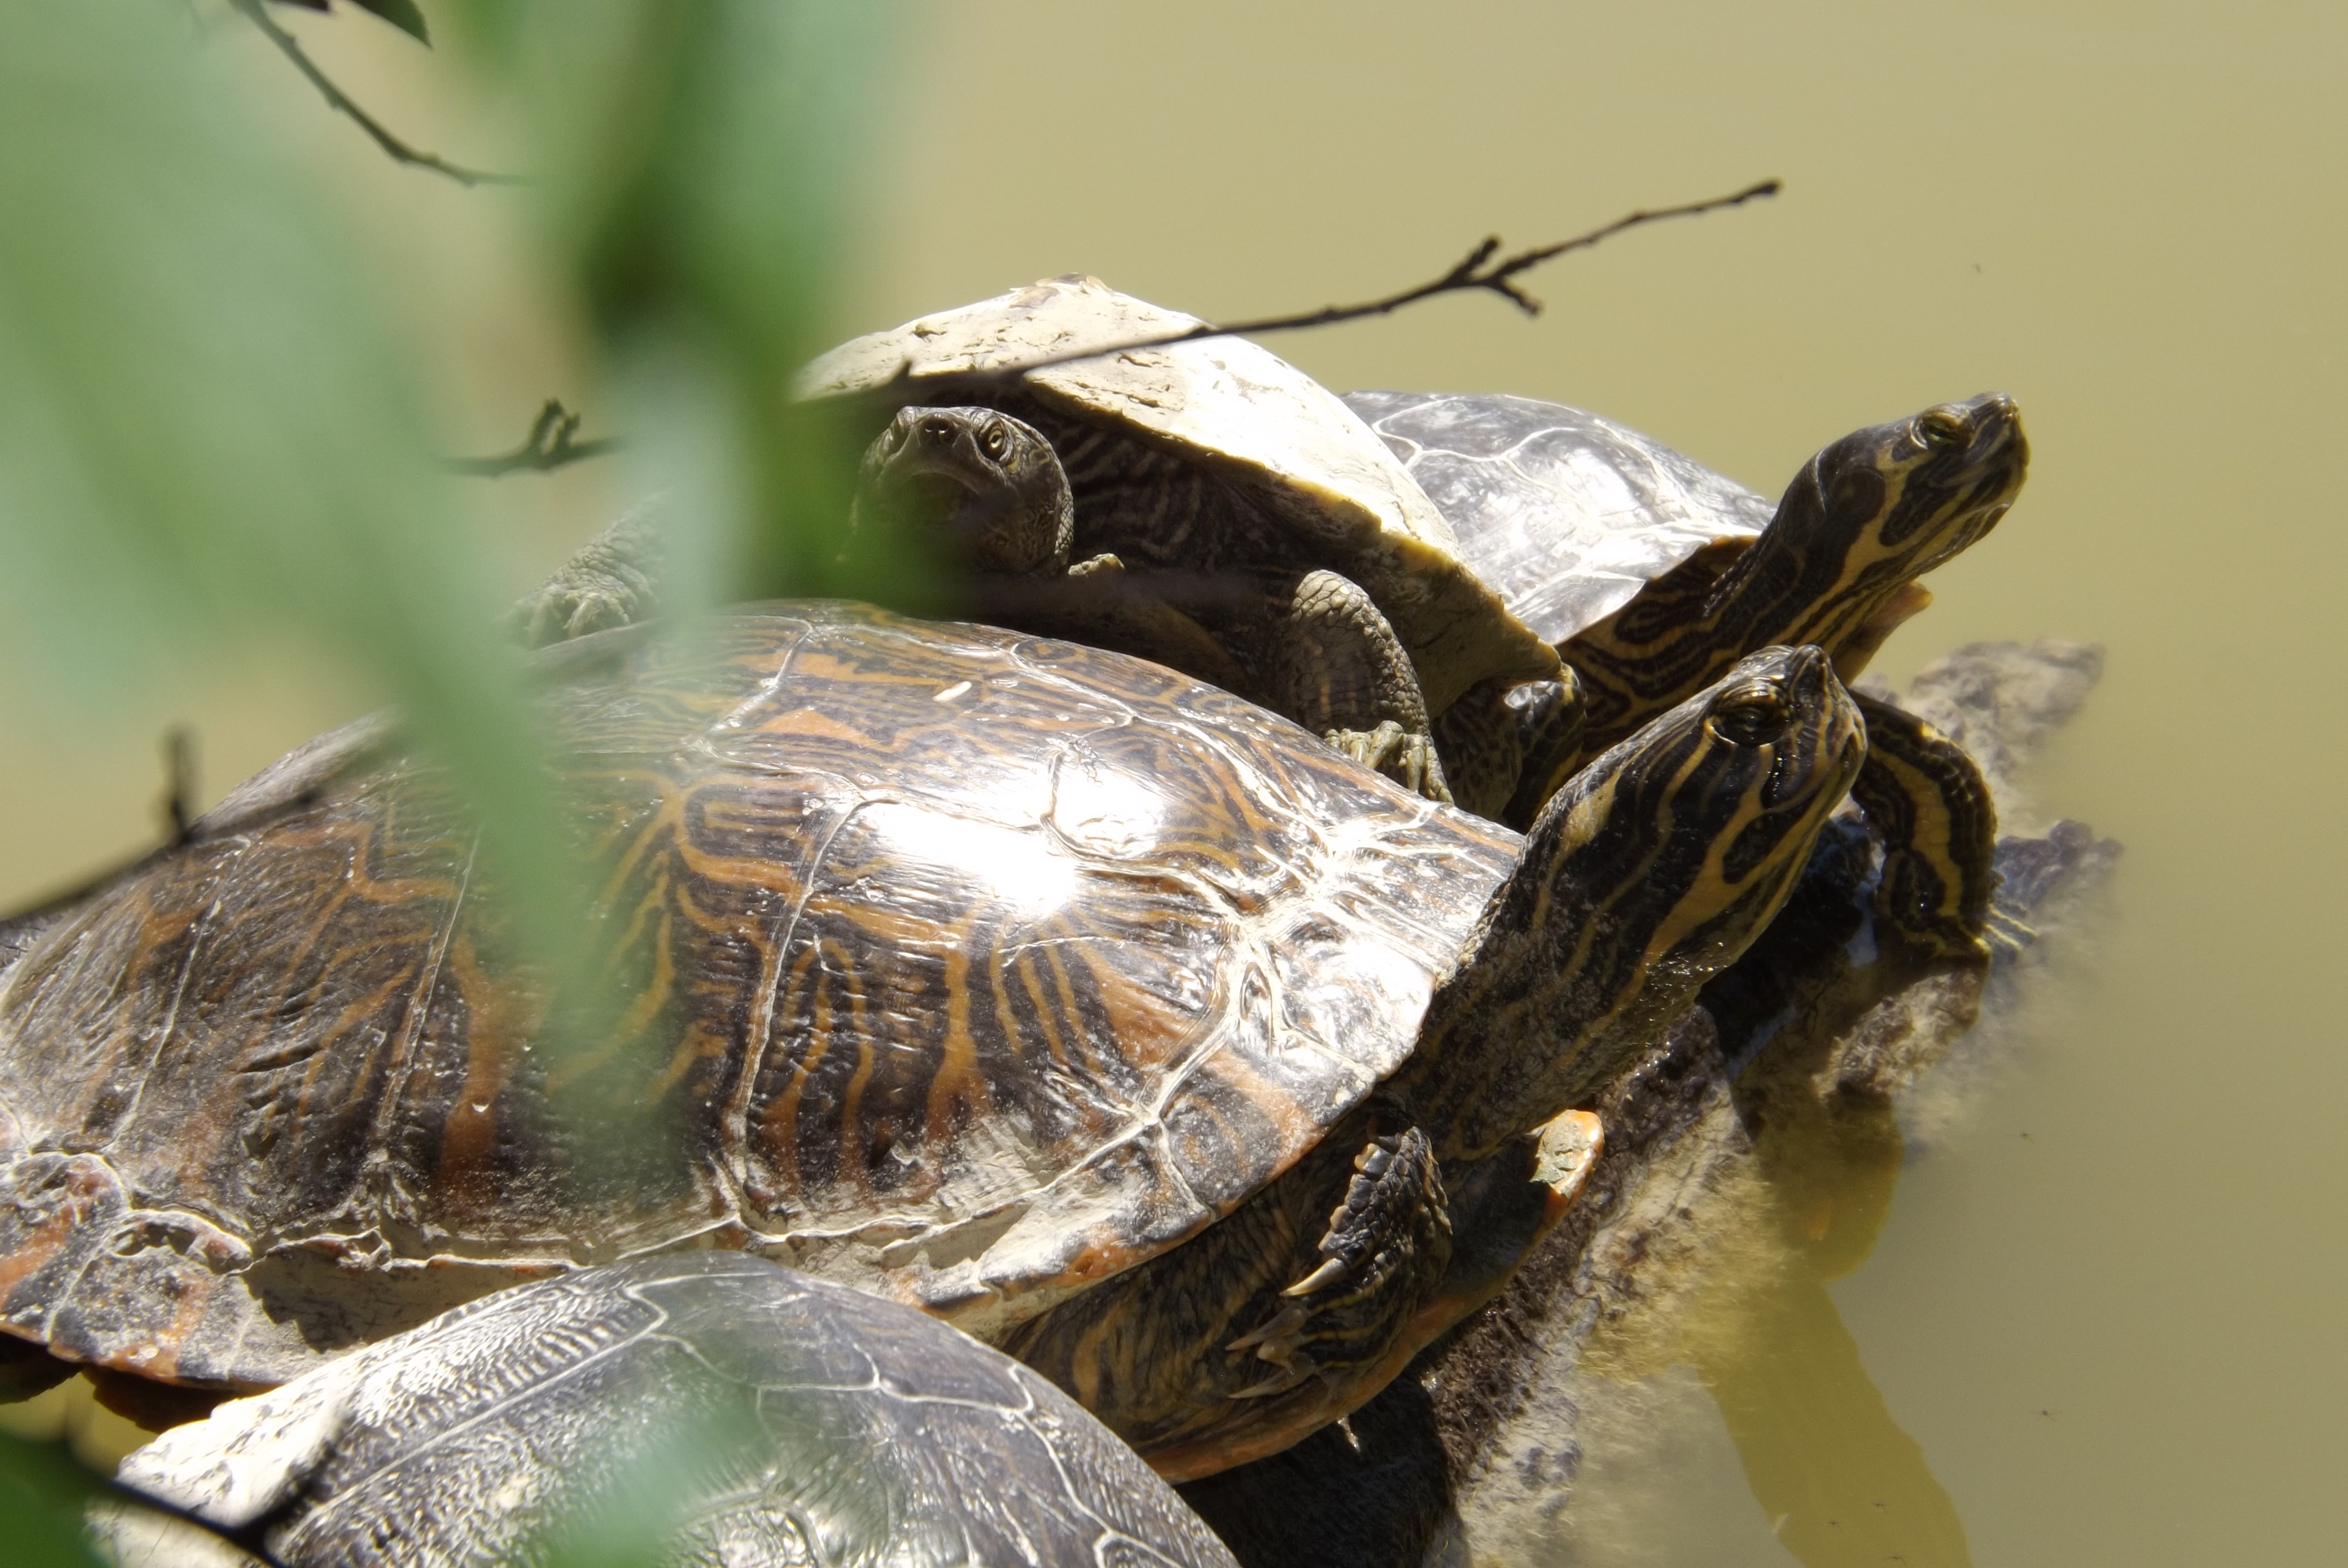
[231,0,520,187]
[1207,178,1782,336]
[162,727,196,846]
[859,178,1782,395]
[446,400,620,476]
[0,728,200,927]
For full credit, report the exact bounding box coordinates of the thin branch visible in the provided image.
[863,178,1782,394]
[1207,178,1782,336]
[163,727,197,846]
[0,728,199,926]
[446,400,621,476]
[231,0,520,187]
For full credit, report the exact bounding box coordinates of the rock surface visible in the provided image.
[1177,640,2119,1566]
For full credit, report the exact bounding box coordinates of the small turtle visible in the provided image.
[1348,390,2027,958]
[0,604,1857,1477]
[105,1253,1241,1568]
[520,277,1561,802]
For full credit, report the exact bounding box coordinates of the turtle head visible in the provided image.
[853,406,1075,576]
[1411,644,1863,1160]
[1741,393,2028,661]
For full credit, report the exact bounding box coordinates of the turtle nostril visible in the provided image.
[919,417,955,443]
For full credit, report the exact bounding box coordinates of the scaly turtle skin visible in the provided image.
[1348,390,2027,959]
[0,603,1857,1477]
[110,1253,1240,1568]
[521,277,1562,802]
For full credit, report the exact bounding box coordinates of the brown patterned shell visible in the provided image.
[0,603,1520,1390]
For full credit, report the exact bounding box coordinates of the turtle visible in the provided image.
[0,603,1860,1478]
[1345,389,2028,959]
[102,1253,1242,1568]
[518,275,1562,803]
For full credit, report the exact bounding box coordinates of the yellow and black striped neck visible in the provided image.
[1563,394,2027,760]
[1403,645,1866,1162]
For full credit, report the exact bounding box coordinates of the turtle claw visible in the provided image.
[1326,723,1454,804]
[1227,1301,1310,1356]
[1232,1364,1315,1400]
[1281,1256,1349,1299]
[511,509,666,648]
[1984,906,2039,961]
[510,572,646,649]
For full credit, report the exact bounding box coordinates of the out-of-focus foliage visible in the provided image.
[449,0,896,615]
[0,0,576,971]
[277,0,433,45]
[0,0,885,1559]
[0,1433,104,1568]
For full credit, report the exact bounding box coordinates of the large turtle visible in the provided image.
[520,276,1562,802]
[1346,390,2028,958]
[0,603,1858,1477]
[105,1254,1242,1568]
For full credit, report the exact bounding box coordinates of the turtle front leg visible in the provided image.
[1269,569,1451,803]
[509,506,666,647]
[1057,554,1254,695]
[1850,690,1998,962]
[1000,1104,1453,1481]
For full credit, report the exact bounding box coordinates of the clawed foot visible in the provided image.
[509,570,646,648]
[1983,904,2039,962]
[1327,722,1454,804]
[1225,1300,1317,1399]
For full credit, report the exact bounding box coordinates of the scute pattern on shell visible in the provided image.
[1344,390,1776,646]
[0,604,1520,1386]
[112,1252,1241,1567]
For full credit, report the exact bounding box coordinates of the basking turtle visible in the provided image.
[521,276,1562,802]
[0,604,1858,1477]
[107,1253,1241,1568]
[1348,390,2027,958]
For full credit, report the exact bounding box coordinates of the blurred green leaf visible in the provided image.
[348,0,433,44]
[475,0,895,610]
[0,2,898,1547]
[528,1405,766,1568]
[0,1432,105,1568]
[270,0,433,45]
[0,1,585,1012]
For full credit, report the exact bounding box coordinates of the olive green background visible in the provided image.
[3,2,2341,1561]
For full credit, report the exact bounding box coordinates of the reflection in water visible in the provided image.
[1694,1079,1971,1568]
[1548,1062,1972,1568]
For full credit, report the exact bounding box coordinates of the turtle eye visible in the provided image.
[981,420,1011,460]
[1915,406,1971,451]
[1706,682,1791,747]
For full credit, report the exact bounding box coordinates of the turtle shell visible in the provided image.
[1343,390,1774,647]
[0,603,1519,1388]
[798,278,1559,714]
[112,1252,1240,1568]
